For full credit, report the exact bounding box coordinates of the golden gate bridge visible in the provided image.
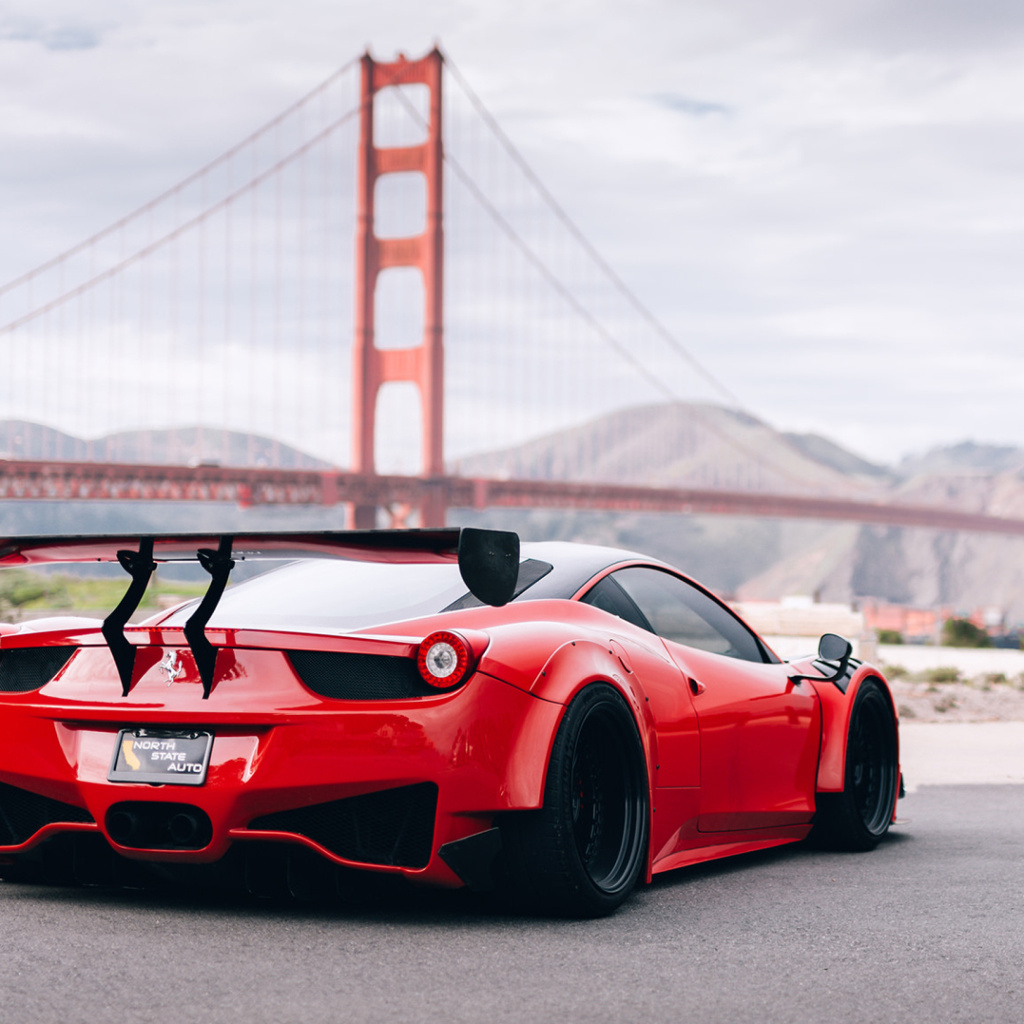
[1,46,1022,538]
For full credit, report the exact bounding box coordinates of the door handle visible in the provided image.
[688,677,705,696]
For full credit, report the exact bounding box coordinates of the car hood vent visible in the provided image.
[0,646,78,693]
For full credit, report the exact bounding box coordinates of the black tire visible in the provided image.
[500,683,648,917]
[814,678,898,851]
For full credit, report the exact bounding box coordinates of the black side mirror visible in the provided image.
[789,632,853,686]
[818,632,852,665]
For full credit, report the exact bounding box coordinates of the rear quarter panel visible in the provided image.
[467,604,678,858]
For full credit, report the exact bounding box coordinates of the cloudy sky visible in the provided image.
[2,0,1024,466]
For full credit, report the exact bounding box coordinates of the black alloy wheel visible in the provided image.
[501,683,649,917]
[813,678,898,851]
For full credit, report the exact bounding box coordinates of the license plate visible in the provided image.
[108,729,213,786]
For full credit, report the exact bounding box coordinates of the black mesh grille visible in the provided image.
[248,782,438,868]
[0,646,77,693]
[0,781,94,846]
[287,650,434,700]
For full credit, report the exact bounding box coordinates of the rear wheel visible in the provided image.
[814,678,898,851]
[501,683,648,917]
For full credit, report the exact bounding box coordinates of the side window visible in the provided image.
[579,575,651,633]
[610,567,766,663]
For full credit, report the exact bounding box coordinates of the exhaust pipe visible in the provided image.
[104,803,212,850]
[106,809,140,845]
[167,811,201,846]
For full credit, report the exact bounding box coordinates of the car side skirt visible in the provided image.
[651,828,812,877]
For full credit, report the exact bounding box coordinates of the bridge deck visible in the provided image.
[2,459,1022,536]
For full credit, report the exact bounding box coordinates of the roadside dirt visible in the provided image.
[887,673,1024,723]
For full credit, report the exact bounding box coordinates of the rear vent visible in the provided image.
[286,650,436,700]
[0,781,94,846]
[0,646,77,693]
[248,782,438,869]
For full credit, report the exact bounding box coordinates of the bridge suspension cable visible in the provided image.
[0,110,363,337]
[0,45,860,498]
[0,58,365,467]
[0,57,361,304]
[436,54,843,492]
[443,55,745,412]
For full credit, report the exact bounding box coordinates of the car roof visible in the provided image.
[516,541,649,601]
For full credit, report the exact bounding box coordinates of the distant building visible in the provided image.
[860,600,950,645]
[862,599,1021,648]
[730,596,867,660]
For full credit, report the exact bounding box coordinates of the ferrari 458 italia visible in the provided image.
[0,528,901,916]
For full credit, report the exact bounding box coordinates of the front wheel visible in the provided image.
[814,678,898,851]
[500,683,649,917]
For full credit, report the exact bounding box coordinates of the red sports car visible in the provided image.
[0,528,901,916]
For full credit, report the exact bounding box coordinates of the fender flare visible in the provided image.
[810,665,900,793]
[508,639,659,872]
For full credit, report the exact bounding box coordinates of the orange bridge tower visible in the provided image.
[351,48,445,528]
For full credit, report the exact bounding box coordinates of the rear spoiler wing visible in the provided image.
[0,527,520,699]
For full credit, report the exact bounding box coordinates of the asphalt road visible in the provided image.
[2,783,1022,1024]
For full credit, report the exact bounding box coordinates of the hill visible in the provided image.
[0,421,328,469]
[455,403,1024,621]
[0,421,341,538]
[3,408,1024,621]
[454,402,893,496]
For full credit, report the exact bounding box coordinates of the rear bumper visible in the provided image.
[0,669,562,887]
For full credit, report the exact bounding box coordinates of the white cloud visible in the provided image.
[2,0,1024,467]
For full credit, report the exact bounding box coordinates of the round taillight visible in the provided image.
[417,631,472,689]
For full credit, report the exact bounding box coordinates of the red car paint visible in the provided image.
[0,530,899,898]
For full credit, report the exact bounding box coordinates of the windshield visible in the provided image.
[161,559,472,633]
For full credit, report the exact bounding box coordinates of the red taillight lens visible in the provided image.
[417,631,472,689]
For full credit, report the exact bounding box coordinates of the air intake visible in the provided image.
[0,781,93,846]
[248,782,438,869]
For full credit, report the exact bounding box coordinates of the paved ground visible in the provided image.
[2,723,1022,1024]
[900,721,1024,787]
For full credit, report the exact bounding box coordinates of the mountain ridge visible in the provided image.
[0,420,329,469]
[2,408,1023,619]
[452,402,1024,620]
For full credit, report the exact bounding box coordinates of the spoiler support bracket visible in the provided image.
[102,538,157,697]
[184,536,235,699]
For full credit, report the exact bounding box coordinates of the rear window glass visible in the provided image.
[162,560,471,632]
[161,556,552,633]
